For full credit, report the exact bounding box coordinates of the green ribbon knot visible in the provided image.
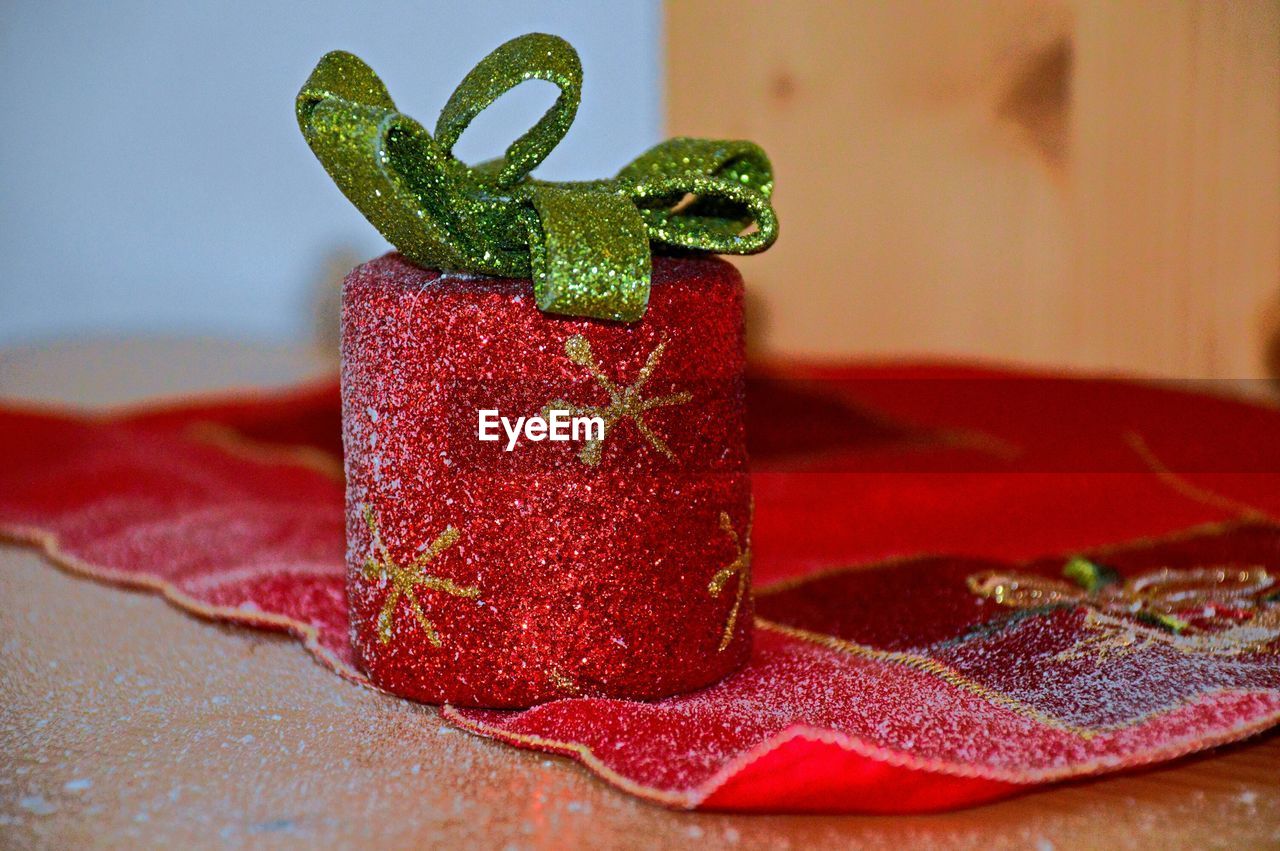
[297,33,778,322]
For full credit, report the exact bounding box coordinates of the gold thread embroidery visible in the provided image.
[1125,430,1272,521]
[755,619,1102,738]
[360,505,480,646]
[184,421,345,481]
[543,334,692,467]
[969,562,1280,662]
[754,518,1261,599]
[709,500,753,651]
[750,523,1276,737]
[760,614,1280,739]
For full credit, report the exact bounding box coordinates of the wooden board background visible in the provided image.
[667,1,1280,379]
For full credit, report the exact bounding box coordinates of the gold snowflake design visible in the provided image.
[360,505,480,646]
[968,558,1280,663]
[543,334,692,467]
[709,501,753,651]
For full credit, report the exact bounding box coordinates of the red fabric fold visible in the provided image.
[1,362,1277,812]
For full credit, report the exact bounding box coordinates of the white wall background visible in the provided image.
[0,1,661,345]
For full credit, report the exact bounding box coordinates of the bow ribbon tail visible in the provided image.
[297,51,473,273]
[524,186,652,322]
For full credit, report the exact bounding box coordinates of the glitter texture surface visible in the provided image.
[296,34,777,322]
[341,253,751,707]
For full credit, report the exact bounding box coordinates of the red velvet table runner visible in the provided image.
[2,364,1276,812]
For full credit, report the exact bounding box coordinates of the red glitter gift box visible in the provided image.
[299,32,778,707]
[342,253,752,706]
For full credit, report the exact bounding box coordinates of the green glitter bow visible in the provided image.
[296,33,778,322]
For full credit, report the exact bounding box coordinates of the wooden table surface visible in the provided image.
[2,338,1277,850]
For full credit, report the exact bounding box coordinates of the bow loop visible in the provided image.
[618,138,777,255]
[629,175,778,255]
[616,137,774,200]
[297,50,396,117]
[435,33,582,188]
[297,34,778,322]
[298,52,474,271]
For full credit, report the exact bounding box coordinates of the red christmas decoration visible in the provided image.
[341,253,752,706]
